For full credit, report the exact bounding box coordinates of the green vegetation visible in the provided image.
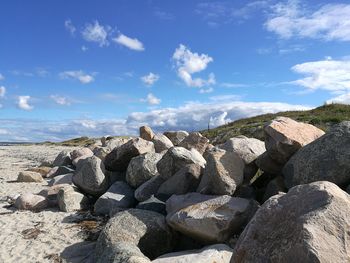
[202,104,350,145]
[40,136,96,147]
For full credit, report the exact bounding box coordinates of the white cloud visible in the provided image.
[64,19,76,35]
[326,93,350,105]
[199,87,214,94]
[17,96,33,111]
[0,128,9,135]
[0,73,4,80]
[82,20,110,47]
[141,72,160,86]
[172,44,215,88]
[59,70,95,84]
[50,95,71,106]
[113,33,145,51]
[290,59,350,92]
[266,1,350,41]
[0,86,6,97]
[221,82,249,88]
[141,93,161,105]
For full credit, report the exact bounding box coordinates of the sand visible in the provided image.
[0,145,97,263]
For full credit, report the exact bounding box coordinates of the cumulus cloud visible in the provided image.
[0,73,4,80]
[50,95,71,105]
[141,93,161,105]
[326,93,350,105]
[64,19,76,35]
[172,44,215,88]
[113,33,145,51]
[199,87,214,94]
[141,73,160,86]
[82,20,110,47]
[0,86,6,97]
[17,96,33,111]
[266,1,350,41]
[290,59,350,92]
[59,70,95,84]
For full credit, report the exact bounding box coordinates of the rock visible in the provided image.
[105,138,155,172]
[72,156,109,196]
[46,166,75,178]
[219,136,265,180]
[197,148,244,195]
[94,209,173,262]
[37,184,70,207]
[53,150,72,167]
[71,147,94,166]
[255,152,283,175]
[153,244,233,263]
[94,181,136,215]
[283,121,350,188]
[136,196,166,215]
[17,171,43,183]
[14,193,48,210]
[163,131,189,146]
[152,134,174,153]
[257,117,325,174]
[157,164,202,196]
[126,152,162,188]
[105,137,130,151]
[178,132,209,155]
[93,146,111,162]
[140,126,155,141]
[27,166,51,177]
[48,173,73,186]
[157,147,206,180]
[106,170,126,184]
[166,193,258,244]
[135,176,165,202]
[262,175,286,202]
[57,185,89,212]
[234,184,256,200]
[232,181,350,263]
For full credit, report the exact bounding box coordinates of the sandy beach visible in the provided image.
[0,145,98,263]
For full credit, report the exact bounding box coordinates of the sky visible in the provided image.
[1,0,350,142]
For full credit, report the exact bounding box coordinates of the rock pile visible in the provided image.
[11,120,350,262]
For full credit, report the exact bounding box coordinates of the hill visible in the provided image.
[201,104,350,145]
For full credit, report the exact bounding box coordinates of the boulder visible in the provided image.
[197,148,244,195]
[232,181,350,263]
[163,131,189,146]
[93,146,111,162]
[136,196,166,215]
[94,209,173,262]
[104,138,155,172]
[257,117,324,174]
[53,150,72,167]
[219,136,265,180]
[140,126,155,141]
[27,166,51,177]
[105,137,130,151]
[37,184,70,207]
[46,166,75,178]
[134,176,165,202]
[14,193,48,210]
[178,132,209,155]
[157,164,202,196]
[71,147,94,166]
[153,244,233,263]
[72,156,109,196]
[157,147,206,180]
[152,134,174,153]
[57,185,89,212]
[166,193,259,244]
[48,173,73,186]
[94,181,136,215]
[262,175,286,202]
[17,171,43,183]
[126,152,162,188]
[283,121,350,188]
[255,152,282,175]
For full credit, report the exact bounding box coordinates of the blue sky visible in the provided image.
[1,0,350,141]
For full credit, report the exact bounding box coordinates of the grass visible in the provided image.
[201,103,350,145]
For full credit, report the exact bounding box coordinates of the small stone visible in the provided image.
[14,193,48,211]
[17,171,43,183]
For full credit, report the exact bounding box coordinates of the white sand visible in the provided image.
[0,145,96,263]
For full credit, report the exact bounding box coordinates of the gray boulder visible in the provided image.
[152,134,174,153]
[72,156,109,196]
[93,146,111,162]
[136,195,166,215]
[178,132,209,154]
[157,147,206,180]
[14,193,48,211]
[157,164,202,196]
[53,150,72,167]
[163,131,189,146]
[135,176,165,202]
[126,152,162,188]
[94,209,173,262]
[262,175,286,202]
[48,173,73,186]
[105,137,130,151]
[283,121,350,188]
[46,166,75,178]
[104,138,155,172]
[166,193,259,244]
[94,181,136,215]
[232,181,350,263]
[57,185,89,212]
[197,148,244,195]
